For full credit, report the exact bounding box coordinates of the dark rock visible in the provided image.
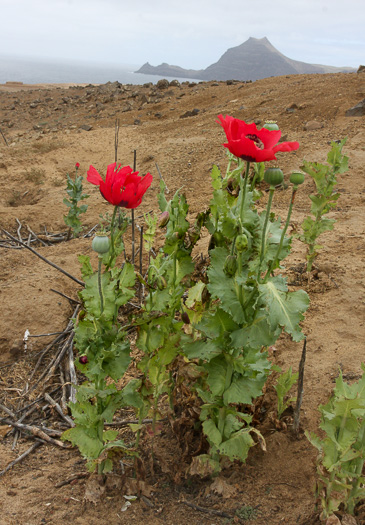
[357,65,365,73]
[345,99,365,117]
[80,124,93,131]
[180,108,200,118]
[155,113,163,118]
[134,119,142,125]
[169,79,180,87]
[156,79,169,89]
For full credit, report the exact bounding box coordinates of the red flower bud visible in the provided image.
[79,355,88,365]
[181,312,190,324]
[75,162,80,169]
[158,211,170,228]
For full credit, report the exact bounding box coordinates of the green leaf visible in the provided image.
[230,315,279,349]
[103,429,118,442]
[202,419,222,447]
[183,339,221,361]
[197,308,239,340]
[258,277,309,341]
[224,375,266,405]
[206,356,228,397]
[117,262,136,305]
[218,429,254,462]
[207,247,246,324]
[121,379,144,409]
[210,164,222,190]
[62,426,104,459]
[186,281,206,308]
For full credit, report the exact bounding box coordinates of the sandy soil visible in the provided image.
[0,72,364,525]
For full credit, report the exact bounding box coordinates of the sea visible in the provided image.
[0,55,201,86]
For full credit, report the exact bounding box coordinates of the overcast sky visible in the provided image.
[1,0,364,69]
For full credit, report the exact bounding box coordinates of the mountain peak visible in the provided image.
[136,37,355,81]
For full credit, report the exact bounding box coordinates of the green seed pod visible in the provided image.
[92,234,110,254]
[158,211,170,228]
[155,275,167,290]
[289,171,305,186]
[263,121,279,131]
[224,255,238,277]
[235,234,248,252]
[264,167,284,187]
[181,312,190,324]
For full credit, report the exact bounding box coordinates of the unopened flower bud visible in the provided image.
[264,167,284,187]
[289,171,305,186]
[79,355,88,365]
[92,234,110,254]
[155,275,167,290]
[158,211,170,228]
[224,255,237,277]
[235,234,248,252]
[181,312,190,324]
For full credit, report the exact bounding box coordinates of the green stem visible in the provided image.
[306,217,320,273]
[237,251,244,307]
[257,186,275,281]
[106,206,118,269]
[239,162,250,223]
[263,187,297,282]
[97,257,104,314]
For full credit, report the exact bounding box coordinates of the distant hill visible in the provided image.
[136,37,355,81]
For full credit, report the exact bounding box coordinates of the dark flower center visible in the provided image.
[246,134,264,150]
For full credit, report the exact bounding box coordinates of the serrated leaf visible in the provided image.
[210,164,222,190]
[62,426,104,459]
[206,356,228,397]
[218,429,254,462]
[183,339,221,361]
[230,316,279,349]
[258,277,309,341]
[223,375,266,405]
[202,419,222,447]
[207,247,245,324]
[186,281,206,308]
[198,308,239,340]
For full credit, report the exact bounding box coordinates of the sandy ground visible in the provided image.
[0,72,364,524]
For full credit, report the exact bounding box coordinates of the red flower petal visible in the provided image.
[87,165,104,185]
[217,114,299,163]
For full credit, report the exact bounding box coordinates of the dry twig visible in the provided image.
[0,442,43,477]
[1,229,84,287]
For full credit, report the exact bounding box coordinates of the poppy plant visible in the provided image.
[217,114,299,163]
[87,162,152,209]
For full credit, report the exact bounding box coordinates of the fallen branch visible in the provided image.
[50,288,81,304]
[1,229,84,287]
[26,224,49,246]
[293,337,307,434]
[55,472,88,488]
[44,392,74,427]
[1,418,68,448]
[0,442,43,477]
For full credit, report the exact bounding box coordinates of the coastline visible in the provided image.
[0,81,96,92]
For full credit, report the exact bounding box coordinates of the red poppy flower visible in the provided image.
[87,162,152,209]
[75,162,80,168]
[217,114,299,162]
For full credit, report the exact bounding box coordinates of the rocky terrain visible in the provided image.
[0,71,364,525]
